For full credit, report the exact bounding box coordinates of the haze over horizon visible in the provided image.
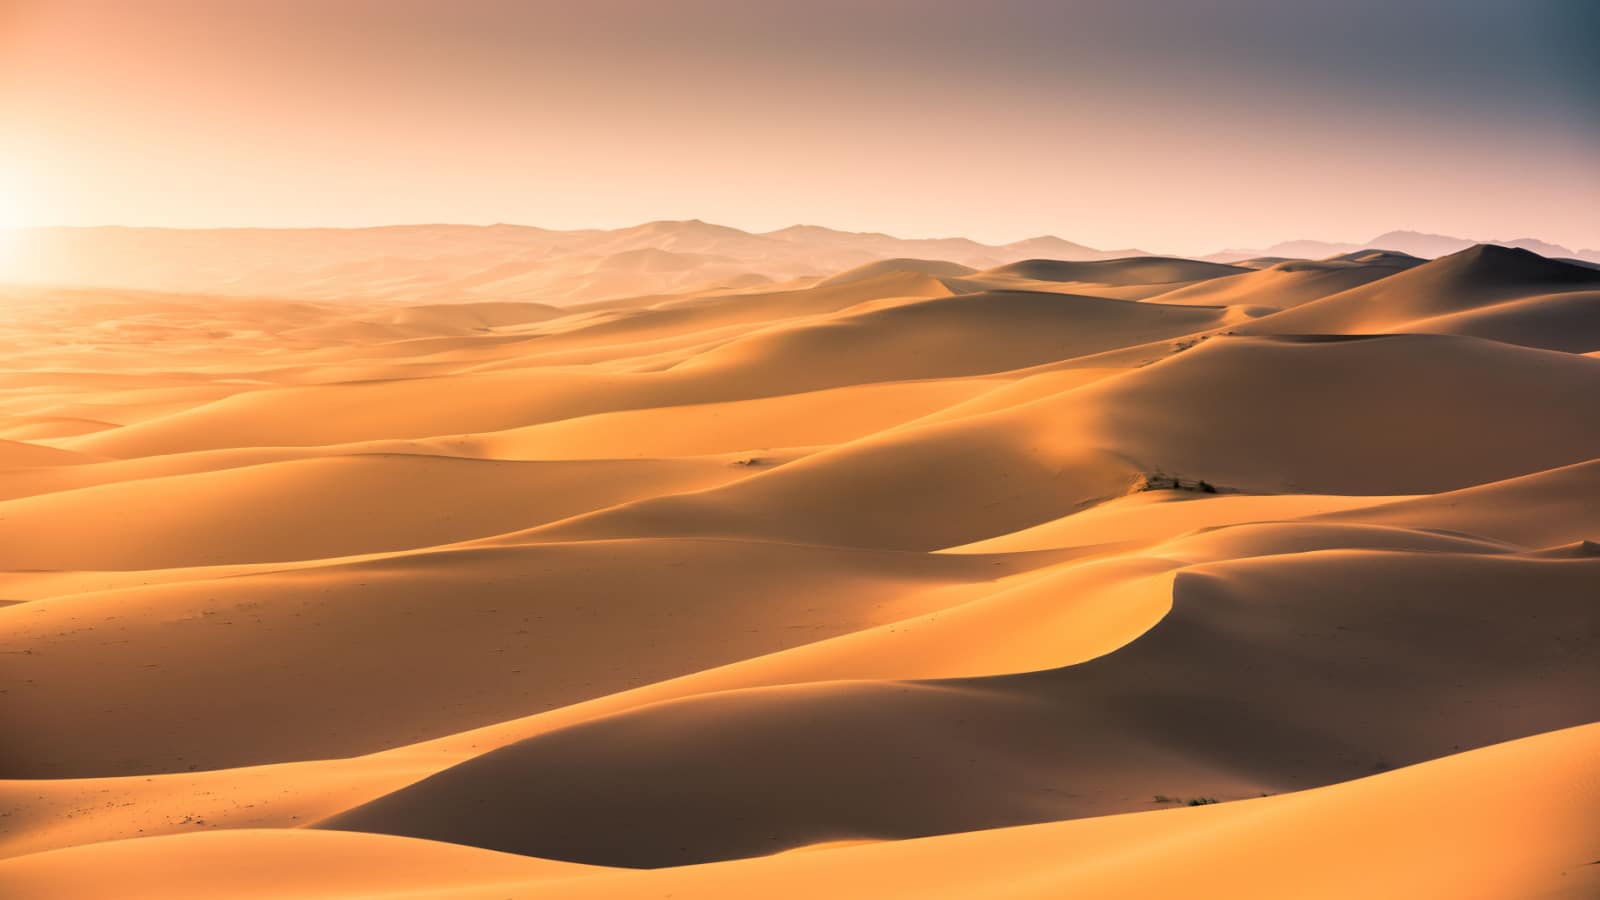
[3,0,1597,255]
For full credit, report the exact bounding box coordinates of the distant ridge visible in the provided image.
[5,220,1147,304]
[816,258,978,287]
[1208,230,1600,266]
[8,219,1595,305]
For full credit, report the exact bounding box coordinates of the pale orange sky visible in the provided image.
[3,0,1597,254]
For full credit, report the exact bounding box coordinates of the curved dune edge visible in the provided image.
[495,722,1600,900]
[314,551,1598,867]
[1,724,1595,900]
[0,829,606,900]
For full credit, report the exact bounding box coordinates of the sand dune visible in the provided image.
[513,435,1142,551]
[321,551,1598,865]
[0,454,766,569]
[460,379,991,459]
[1242,244,1600,335]
[3,239,1595,899]
[59,370,648,457]
[1402,289,1600,352]
[0,418,118,441]
[0,438,93,467]
[978,256,1247,285]
[1139,256,1417,311]
[520,332,1600,550]
[1056,333,1600,494]
[668,290,1228,390]
[7,725,1592,900]
[958,256,1252,301]
[1311,456,1600,548]
[1,539,1026,776]
[59,284,1225,460]
[816,258,978,286]
[945,490,1396,554]
[0,830,600,900]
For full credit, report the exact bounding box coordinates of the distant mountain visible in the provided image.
[997,235,1149,260]
[9,219,1592,306]
[1208,231,1600,265]
[4,220,1142,304]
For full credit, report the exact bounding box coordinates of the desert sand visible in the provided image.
[1,227,1596,898]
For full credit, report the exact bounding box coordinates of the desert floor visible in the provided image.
[1,236,1597,898]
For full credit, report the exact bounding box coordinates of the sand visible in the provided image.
[1,237,1595,898]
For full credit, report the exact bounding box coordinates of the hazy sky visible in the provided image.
[3,0,1596,253]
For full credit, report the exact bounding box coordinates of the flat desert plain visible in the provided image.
[1,228,1597,899]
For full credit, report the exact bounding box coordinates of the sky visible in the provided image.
[2,0,1596,254]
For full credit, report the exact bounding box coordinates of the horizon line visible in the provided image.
[6,218,1593,258]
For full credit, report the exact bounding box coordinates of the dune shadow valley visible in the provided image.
[0,220,1595,900]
